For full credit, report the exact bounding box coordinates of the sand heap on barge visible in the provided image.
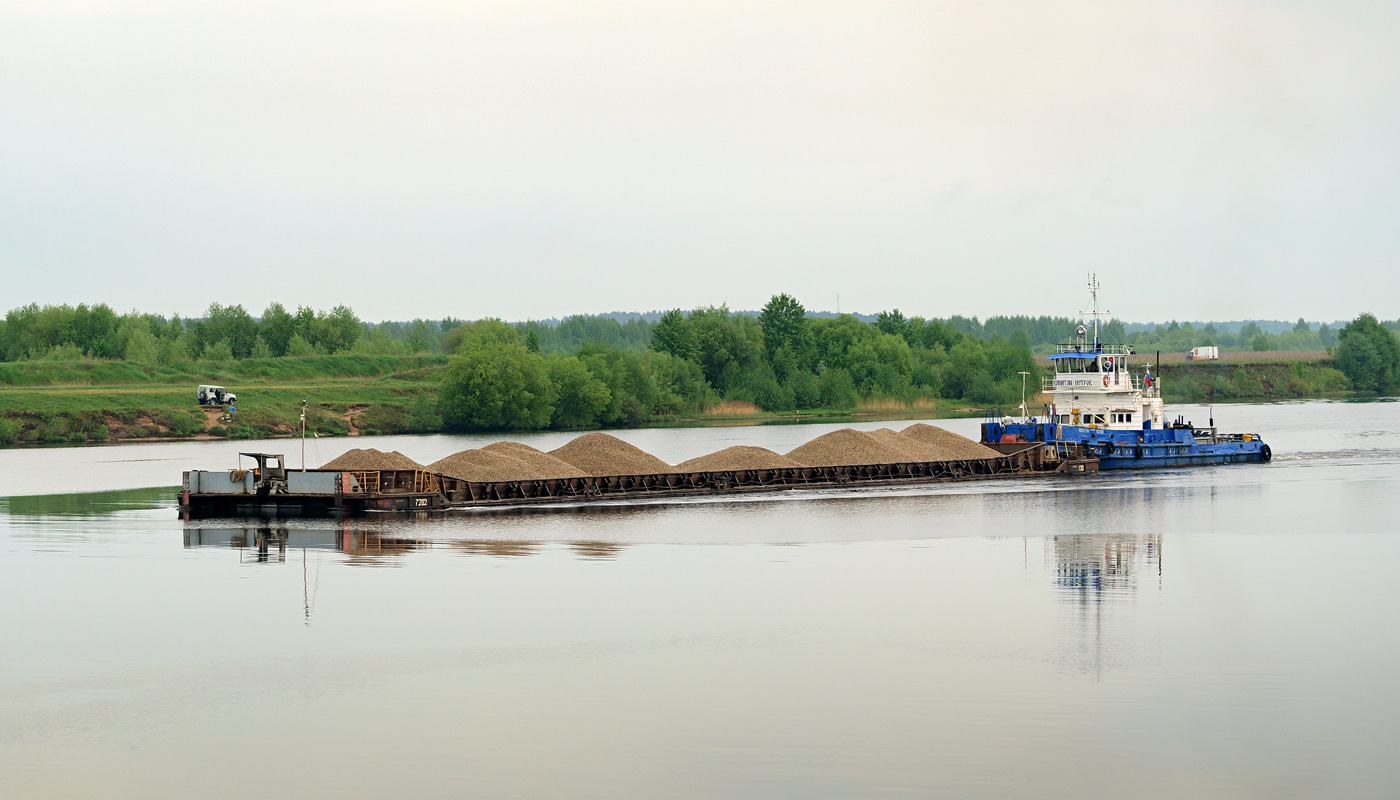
[180,424,1088,517]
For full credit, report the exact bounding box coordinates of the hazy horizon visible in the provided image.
[4,1,1398,322]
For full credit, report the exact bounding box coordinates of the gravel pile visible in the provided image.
[321,448,426,471]
[430,449,533,482]
[676,445,800,472]
[784,425,1000,466]
[550,432,674,476]
[785,428,911,466]
[866,428,942,462]
[326,424,998,481]
[430,442,587,482]
[899,423,1001,459]
[482,442,587,478]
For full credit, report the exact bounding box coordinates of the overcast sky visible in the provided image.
[2,1,1398,323]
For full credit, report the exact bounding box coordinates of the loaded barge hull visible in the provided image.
[180,447,1093,518]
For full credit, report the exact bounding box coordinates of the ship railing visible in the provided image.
[1053,343,1133,356]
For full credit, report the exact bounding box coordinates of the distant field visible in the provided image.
[0,355,445,445]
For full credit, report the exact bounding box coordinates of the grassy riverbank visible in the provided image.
[0,355,446,444]
[0,355,966,445]
[0,353,1354,446]
[1156,359,1350,402]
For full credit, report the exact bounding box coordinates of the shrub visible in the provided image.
[0,418,20,446]
[207,425,228,436]
[786,370,821,409]
[547,355,611,428]
[440,343,555,430]
[819,368,858,409]
[406,393,443,432]
[749,372,796,412]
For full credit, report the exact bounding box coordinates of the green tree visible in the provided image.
[286,333,313,356]
[157,335,190,365]
[757,293,813,367]
[748,370,795,412]
[1251,334,1270,352]
[123,322,159,364]
[689,305,763,394]
[439,342,555,430]
[525,329,541,353]
[406,393,443,431]
[406,320,432,354]
[443,318,519,354]
[546,355,611,428]
[313,305,363,353]
[818,368,858,408]
[1334,313,1400,392]
[204,303,258,358]
[202,339,235,362]
[876,309,911,344]
[786,370,821,408]
[260,302,295,356]
[649,309,696,361]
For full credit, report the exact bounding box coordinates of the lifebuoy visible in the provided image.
[1105,357,1114,371]
[1102,375,1109,387]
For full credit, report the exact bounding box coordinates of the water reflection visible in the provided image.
[184,524,429,566]
[1047,532,1163,677]
[1052,533,1161,601]
[451,539,540,558]
[0,486,174,517]
[569,541,626,560]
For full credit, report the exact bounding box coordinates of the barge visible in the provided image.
[180,446,1094,518]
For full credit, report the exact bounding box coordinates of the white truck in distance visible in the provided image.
[1187,346,1220,361]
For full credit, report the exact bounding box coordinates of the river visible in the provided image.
[2,399,1398,798]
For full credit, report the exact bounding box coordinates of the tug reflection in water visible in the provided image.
[1049,532,1163,676]
[184,525,428,564]
[1053,533,1161,598]
[183,523,627,564]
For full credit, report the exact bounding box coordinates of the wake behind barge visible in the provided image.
[180,446,1096,518]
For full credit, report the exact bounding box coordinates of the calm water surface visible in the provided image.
[2,401,1399,798]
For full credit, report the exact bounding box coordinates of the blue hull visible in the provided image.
[981,421,1270,470]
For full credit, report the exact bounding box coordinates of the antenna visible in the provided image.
[1080,273,1110,349]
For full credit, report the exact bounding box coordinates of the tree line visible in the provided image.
[4,300,1396,431]
[436,295,1038,431]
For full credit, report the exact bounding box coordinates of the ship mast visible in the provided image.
[1081,273,1109,350]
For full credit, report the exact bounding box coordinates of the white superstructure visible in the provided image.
[1038,276,1164,431]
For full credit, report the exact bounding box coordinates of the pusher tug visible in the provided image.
[980,276,1271,469]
